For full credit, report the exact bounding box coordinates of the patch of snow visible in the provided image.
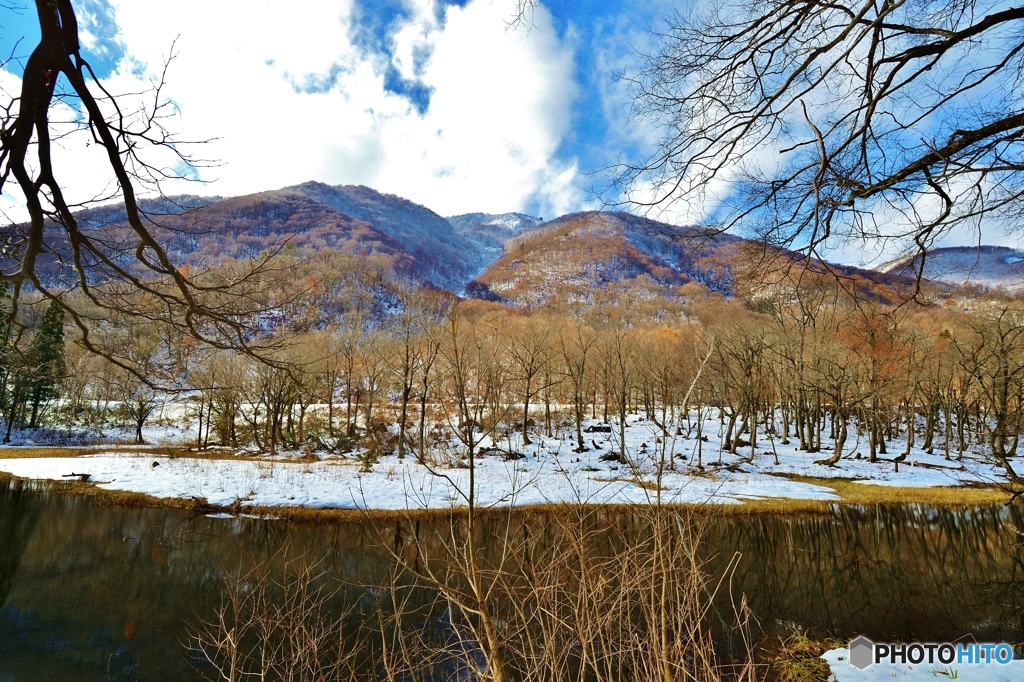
[0,413,1011,511]
[882,246,1024,289]
[486,214,541,231]
[0,451,837,510]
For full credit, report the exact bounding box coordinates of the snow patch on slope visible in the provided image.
[881,245,1024,289]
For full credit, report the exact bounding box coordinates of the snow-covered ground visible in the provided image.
[823,647,1024,681]
[0,414,1011,510]
[0,450,839,509]
[0,422,196,447]
[0,399,197,447]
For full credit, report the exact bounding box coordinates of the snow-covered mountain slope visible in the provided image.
[880,245,1024,290]
[447,212,543,254]
[287,182,488,291]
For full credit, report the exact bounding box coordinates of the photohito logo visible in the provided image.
[847,636,1015,670]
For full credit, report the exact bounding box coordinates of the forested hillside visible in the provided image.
[1,182,1022,489]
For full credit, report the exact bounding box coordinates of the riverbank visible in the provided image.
[0,413,1016,516]
[0,448,1011,521]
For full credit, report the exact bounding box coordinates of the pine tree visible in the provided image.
[26,301,66,428]
[0,284,12,417]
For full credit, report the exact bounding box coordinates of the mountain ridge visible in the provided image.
[286,182,488,291]
[878,245,1024,290]
[25,182,1009,306]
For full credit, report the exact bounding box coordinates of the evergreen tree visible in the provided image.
[26,301,66,428]
[1,299,70,440]
[0,284,12,417]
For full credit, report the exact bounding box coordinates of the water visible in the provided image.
[1,479,1022,681]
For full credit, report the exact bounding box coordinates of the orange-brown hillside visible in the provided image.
[26,189,418,288]
[466,211,741,307]
[466,211,921,309]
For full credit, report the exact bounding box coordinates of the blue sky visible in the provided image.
[0,0,675,220]
[5,0,1013,264]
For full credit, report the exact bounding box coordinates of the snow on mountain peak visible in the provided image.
[479,213,542,231]
[880,245,1024,290]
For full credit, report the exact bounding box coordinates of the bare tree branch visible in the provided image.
[615,0,1024,269]
[0,1,293,379]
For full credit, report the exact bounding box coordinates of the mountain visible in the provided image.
[447,212,543,255]
[72,194,223,227]
[286,182,488,291]
[16,182,924,309]
[36,188,414,277]
[880,245,1024,290]
[464,211,741,306]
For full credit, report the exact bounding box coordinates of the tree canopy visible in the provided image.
[618,0,1024,270]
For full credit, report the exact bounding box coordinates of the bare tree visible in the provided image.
[505,315,556,447]
[620,0,1024,268]
[599,316,644,463]
[954,305,1024,482]
[385,285,447,460]
[0,1,291,376]
[104,322,163,444]
[555,316,598,452]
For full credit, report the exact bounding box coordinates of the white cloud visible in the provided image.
[1,0,584,219]
[371,0,582,215]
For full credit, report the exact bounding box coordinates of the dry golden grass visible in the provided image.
[0,444,201,458]
[760,624,842,682]
[776,473,1011,506]
[0,471,196,509]
[0,446,112,458]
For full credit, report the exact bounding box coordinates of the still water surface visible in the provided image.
[1,478,1022,681]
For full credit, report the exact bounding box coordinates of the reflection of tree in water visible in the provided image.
[0,487,416,681]
[2,485,1023,678]
[428,505,1024,645]
[700,504,1024,642]
[0,479,40,609]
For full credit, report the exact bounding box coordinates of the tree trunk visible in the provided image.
[575,392,585,451]
[898,402,913,460]
[3,385,21,444]
[521,387,532,446]
[397,386,411,459]
[544,387,552,438]
[418,389,429,464]
[815,411,847,465]
[723,410,738,454]
[28,388,40,429]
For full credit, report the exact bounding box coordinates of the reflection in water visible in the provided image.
[0,481,38,610]
[0,479,1021,681]
[701,505,1024,642]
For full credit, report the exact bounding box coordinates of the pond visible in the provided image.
[1,478,1022,681]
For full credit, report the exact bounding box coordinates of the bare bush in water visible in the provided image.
[184,558,364,682]
[187,506,758,681]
